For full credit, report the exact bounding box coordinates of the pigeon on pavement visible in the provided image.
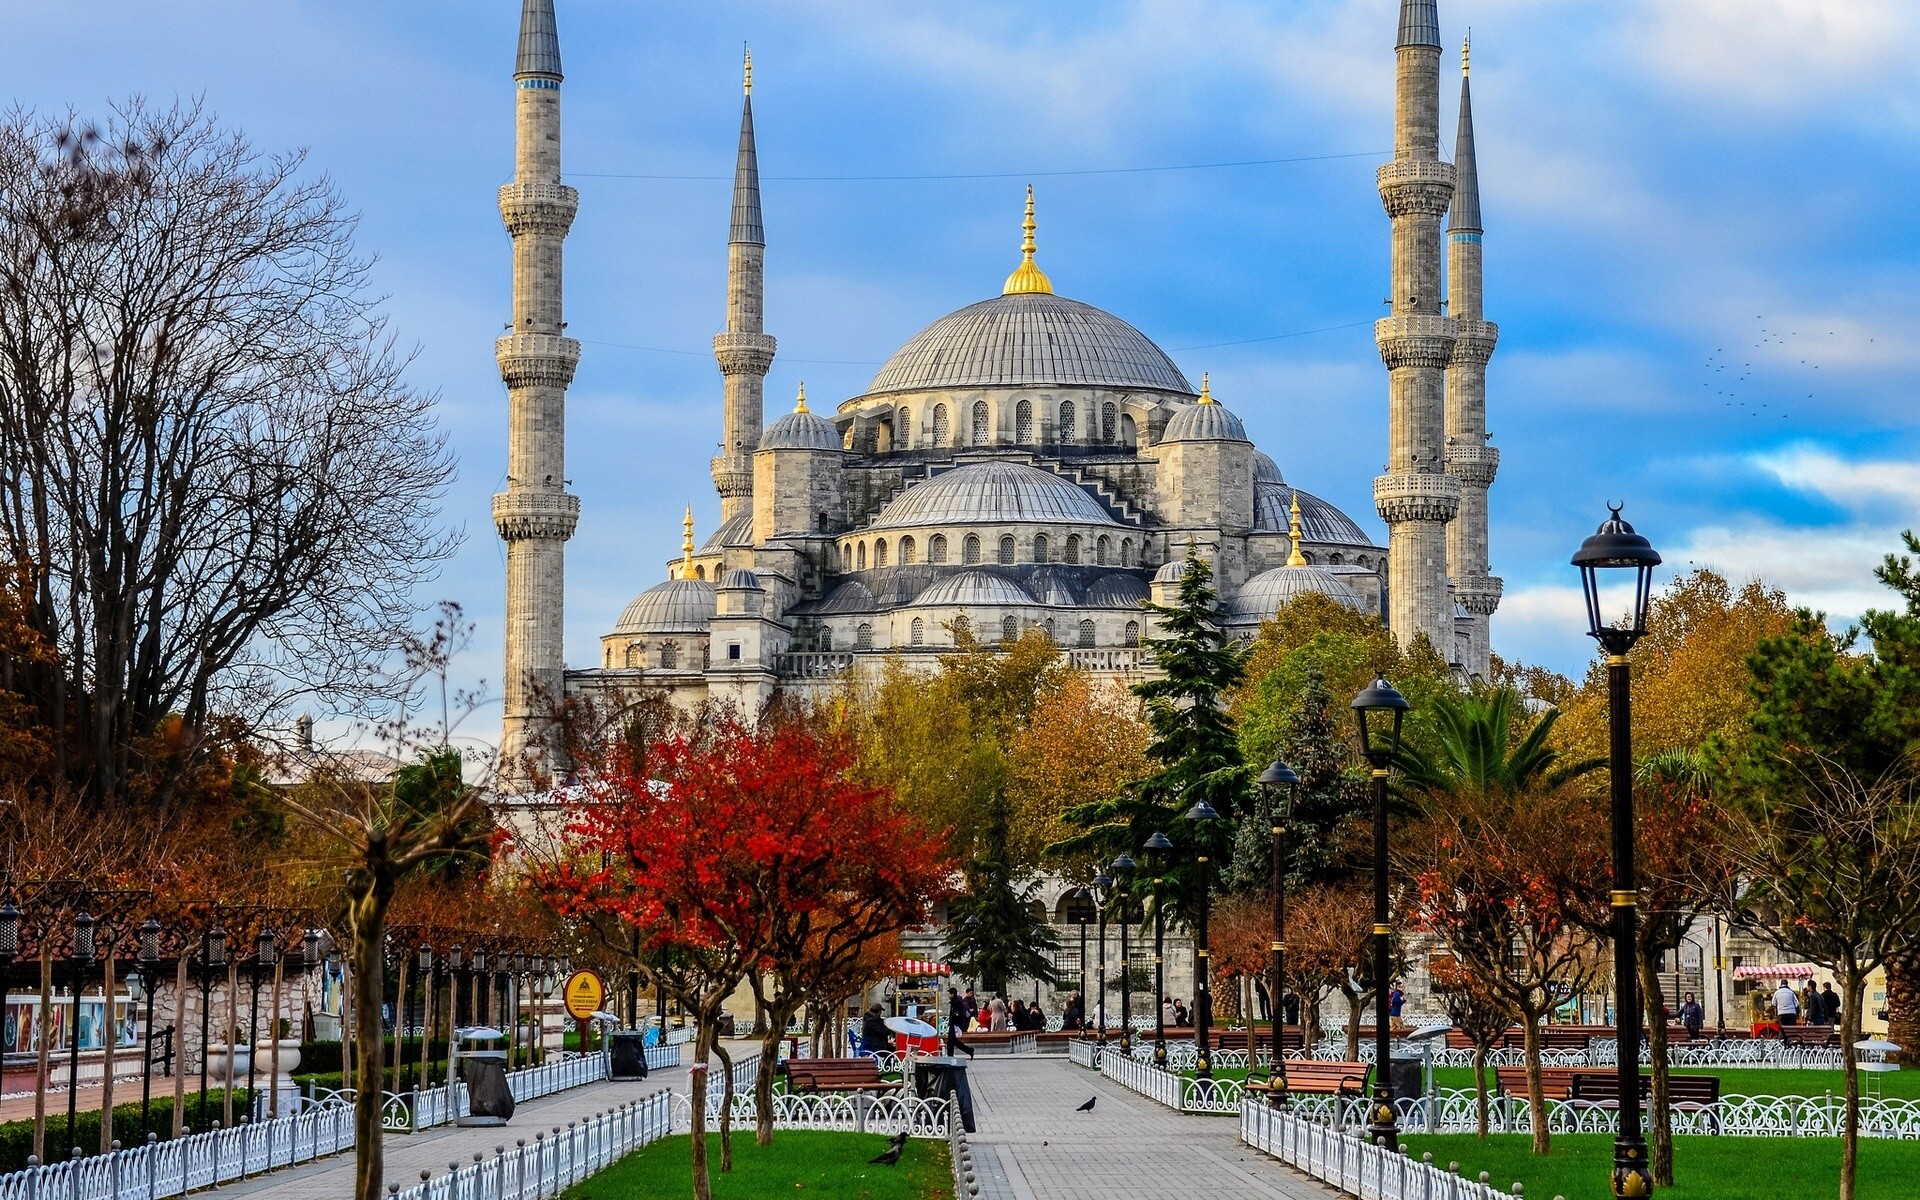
[1076,1096,1097,1112]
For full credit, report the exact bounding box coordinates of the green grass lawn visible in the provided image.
[1430,1066,1920,1100]
[1401,1133,1920,1200]
[558,1131,950,1200]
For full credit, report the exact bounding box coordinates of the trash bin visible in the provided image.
[1388,1053,1423,1106]
[912,1055,975,1133]
[609,1031,649,1080]
[458,1051,516,1126]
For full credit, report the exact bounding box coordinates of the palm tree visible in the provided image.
[1393,687,1600,798]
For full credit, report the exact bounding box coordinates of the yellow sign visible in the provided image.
[563,970,606,1021]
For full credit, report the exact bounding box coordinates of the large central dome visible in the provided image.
[863,292,1194,398]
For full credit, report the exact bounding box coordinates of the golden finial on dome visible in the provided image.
[1002,184,1054,295]
[675,505,696,578]
[743,46,753,95]
[794,381,809,413]
[1286,492,1308,567]
[1462,31,1470,77]
[1197,371,1215,405]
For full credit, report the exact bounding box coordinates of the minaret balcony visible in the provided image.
[710,455,753,498]
[713,332,776,376]
[1443,443,1500,488]
[492,490,580,541]
[496,333,581,389]
[1374,315,1455,370]
[1377,159,1456,217]
[1373,473,1460,524]
[1448,320,1500,365]
[1451,575,1504,616]
[498,182,579,236]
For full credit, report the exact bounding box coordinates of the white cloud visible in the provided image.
[1625,0,1916,110]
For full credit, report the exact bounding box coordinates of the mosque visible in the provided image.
[492,0,1501,774]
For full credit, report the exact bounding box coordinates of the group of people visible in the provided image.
[947,988,1049,1036]
[1770,979,1843,1028]
[1053,991,1193,1031]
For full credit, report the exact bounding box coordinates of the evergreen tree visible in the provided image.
[943,805,1060,993]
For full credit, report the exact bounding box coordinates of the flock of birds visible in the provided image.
[1700,314,1858,420]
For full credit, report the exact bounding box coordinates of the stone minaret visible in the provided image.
[1374,0,1461,655]
[712,50,776,524]
[495,0,580,781]
[1445,35,1501,677]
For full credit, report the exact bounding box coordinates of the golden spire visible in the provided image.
[1286,492,1308,567]
[675,505,696,578]
[743,46,753,94]
[794,381,809,413]
[1002,184,1053,295]
[1462,31,1470,77]
[1197,371,1215,405]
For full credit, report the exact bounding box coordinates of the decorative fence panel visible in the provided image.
[395,1091,675,1200]
[1242,1100,1516,1200]
[1068,1040,1102,1070]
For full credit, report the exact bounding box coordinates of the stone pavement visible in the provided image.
[963,1056,1337,1200]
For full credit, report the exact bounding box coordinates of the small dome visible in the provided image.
[912,570,1036,608]
[699,513,754,553]
[718,568,762,590]
[1234,565,1368,618]
[1253,483,1374,547]
[614,577,716,634]
[1160,397,1249,444]
[1253,451,1285,485]
[1086,573,1150,608]
[870,461,1120,530]
[815,579,876,614]
[1153,559,1191,584]
[759,408,843,452]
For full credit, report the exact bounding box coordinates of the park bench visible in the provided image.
[1494,1066,1581,1101]
[782,1058,897,1095]
[1778,1025,1837,1047]
[1247,1061,1371,1098]
[1569,1072,1720,1107]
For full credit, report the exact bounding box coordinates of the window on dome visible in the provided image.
[701,643,711,670]
[660,641,679,670]
[953,614,970,639]
[930,534,948,564]
[1058,401,1076,443]
[874,539,889,568]
[1064,535,1081,565]
[856,623,874,650]
[1033,534,1049,564]
[1097,536,1110,565]
[625,642,645,668]
[819,627,833,651]
[932,405,949,446]
[1124,620,1140,647]
[1078,619,1096,648]
[1102,402,1117,443]
[841,544,853,572]
[1001,615,1017,643]
[964,535,982,565]
[900,536,917,565]
[897,407,912,448]
[858,543,867,570]
[1121,539,1134,567]
[1042,618,1055,640]
[998,535,1015,565]
[1330,553,1344,566]
[910,617,925,646]
[972,401,989,444]
[694,565,705,580]
[1015,399,1033,443]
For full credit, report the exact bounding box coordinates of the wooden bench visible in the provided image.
[1247,1061,1371,1098]
[1494,1066,1581,1101]
[1570,1072,1721,1108]
[782,1058,896,1094]
[1779,1025,1837,1047]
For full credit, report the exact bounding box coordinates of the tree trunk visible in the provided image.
[347,887,392,1200]
[689,1014,717,1200]
[1883,945,1920,1059]
[1343,990,1361,1063]
[1639,947,1674,1186]
[173,955,188,1136]
[1473,1045,1489,1138]
[268,956,284,1119]
[224,961,238,1127]
[1841,968,1864,1200]
[712,1040,736,1173]
[100,953,117,1152]
[1522,1015,1550,1155]
[755,1002,797,1147]
[34,947,50,1160]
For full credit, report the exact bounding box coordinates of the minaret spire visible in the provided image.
[1445,32,1501,676]
[497,0,582,783]
[713,48,776,525]
[1374,0,1461,657]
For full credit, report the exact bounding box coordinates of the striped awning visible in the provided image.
[1733,962,1816,981]
[896,959,951,977]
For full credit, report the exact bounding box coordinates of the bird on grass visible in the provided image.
[1076,1096,1097,1112]
[868,1130,909,1166]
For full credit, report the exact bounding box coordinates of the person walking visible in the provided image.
[1773,980,1801,1027]
[988,995,1009,1032]
[1678,992,1705,1040]
[1389,986,1405,1019]
[946,988,975,1057]
[1801,981,1820,1025]
[860,1004,893,1056]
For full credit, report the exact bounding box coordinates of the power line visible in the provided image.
[569,150,1385,183]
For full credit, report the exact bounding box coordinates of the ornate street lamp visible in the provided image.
[1091,871,1113,1045]
[1185,799,1221,1078]
[1573,504,1662,1200]
[415,943,433,1087]
[66,911,96,1155]
[1258,759,1301,1104]
[198,923,227,1132]
[1111,853,1137,1054]
[1352,675,1409,1150]
[1144,832,1173,1068]
[137,917,163,1138]
[244,931,275,1118]
[1066,889,1094,1033]
[448,944,464,1031]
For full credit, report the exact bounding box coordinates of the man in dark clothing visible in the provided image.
[1062,992,1084,1031]
[859,1005,892,1057]
[945,988,975,1057]
[1821,983,1842,1027]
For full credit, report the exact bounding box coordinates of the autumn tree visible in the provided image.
[1284,881,1384,1061]
[1427,954,1518,1136]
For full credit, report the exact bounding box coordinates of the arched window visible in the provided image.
[625,642,645,668]
[971,401,989,444]
[930,534,948,564]
[1015,399,1033,442]
[874,539,889,568]
[910,617,925,646]
[819,627,834,651]
[1064,535,1081,565]
[660,641,679,670]
[1033,534,1049,564]
[841,544,853,572]
[1102,402,1117,443]
[818,511,832,532]
[900,536,917,565]
[1359,555,1372,569]
[998,535,1016,565]
[953,613,970,639]
[1078,619,1096,648]
[857,542,867,570]
[931,405,949,446]
[1042,618,1056,640]
[964,534,982,565]
[1001,615,1018,643]
[1120,539,1134,567]
[1097,535,1110,565]
[1329,553,1344,566]
[1124,620,1141,647]
[1057,401,1076,443]
[856,623,874,650]
[701,642,711,670]
[1120,413,1138,447]
[694,565,705,580]
[1302,552,1315,564]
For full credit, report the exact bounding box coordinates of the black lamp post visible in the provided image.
[1573,504,1662,1200]
[1352,675,1409,1149]
[1091,871,1113,1045]
[197,922,225,1132]
[472,948,489,1026]
[137,917,162,1138]
[1186,799,1220,1078]
[1112,853,1137,1053]
[245,931,273,1119]
[415,944,433,1088]
[1258,760,1301,1103]
[1068,890,1092,1032]
[65,911,96,1156]
[448,944,464,1032]
[1144,832,1173,1067]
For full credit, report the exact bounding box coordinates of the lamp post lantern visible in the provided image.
[137,917,163,1138]
[1352,676,1409,1149]
[1092,871,1113,1045]
[65,911,96,1155]
[1112,854,1137,1053]
[1258,760,1301,1104]
[1573,504,1662,1200]
[1144,832,1173,1067]
[1186,799,1221,1078]
[416,944,433,1086]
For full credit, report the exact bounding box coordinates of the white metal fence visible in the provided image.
[394,1090,676,1200]
[1067,1040,1102,1070]
[1242,1099,1521,1200]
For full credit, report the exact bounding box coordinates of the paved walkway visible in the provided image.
[963,1057,1336,1200]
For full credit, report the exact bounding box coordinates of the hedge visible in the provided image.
[0,1088,255,1172]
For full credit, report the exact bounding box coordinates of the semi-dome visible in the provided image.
[1153,559,1191,584]
[699,513,754,553]
[1160,377,1248,444]
[718,568,762,590]
[1254,483,1373,547]
[1234,565,1368,617]
[869,461,1121,530]
[613,577,716,634]
[862,292,1193,398]
[1086,572,1150,608]
[759,398,843,452]
[1253,451,1285,485]
[912,570,1036,608]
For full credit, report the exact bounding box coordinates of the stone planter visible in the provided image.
[204,1042,250,1085]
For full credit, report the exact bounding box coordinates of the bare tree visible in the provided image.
[0,99,456,809]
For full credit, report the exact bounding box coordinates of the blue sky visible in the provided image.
[6,0,1918,742]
